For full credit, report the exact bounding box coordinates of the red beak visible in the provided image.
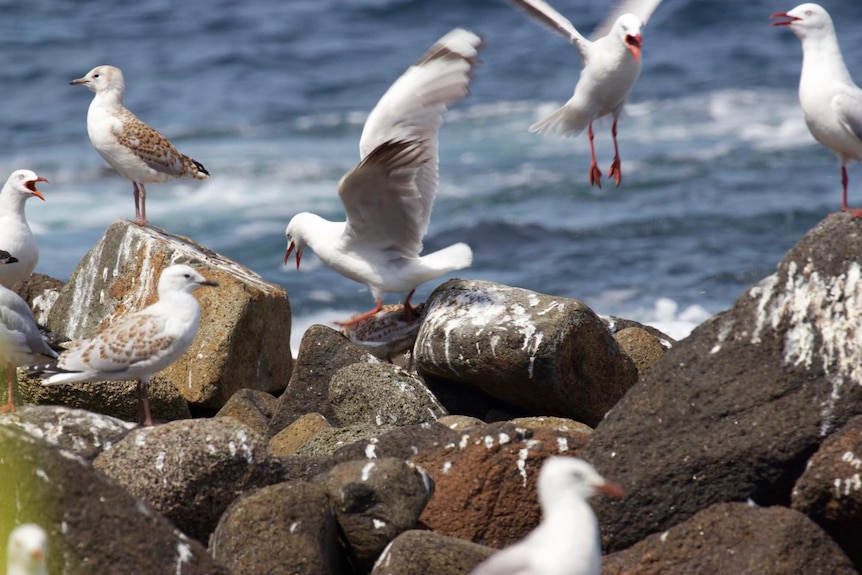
[770,12,800,26]
[25,176,48,201]
[597,479,625,498]
[625,34,642,62]
[284,241,301,269]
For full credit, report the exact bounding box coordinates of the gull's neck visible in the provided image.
[799,28,855,88]
[541,493,601,572]
[91,85,126,113]
[0,186,28,216]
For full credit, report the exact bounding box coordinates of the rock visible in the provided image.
[603,502,856,575]
[371,530,494,575]
[415,279,638,426]
[93,417,281,543]
[320,458,434,572]
[603,315,675,347]
[510,415,593,435]
[11,272,64,325]
[0,424,229,575]
[613,326,668,374]
[216,388,278,436]
[0,405,134,460]
[330,362,447,427]
[269,324,379,436]
[792,415,862,568]
[46,220,292,411]
[582,215,862,552]
[413,422,589,547]
[295,423,397,457]
[437,415,485,431]
[210,481,347,575]
[269,412,333,456]
[330,422,462,463]
[19,371,191,423]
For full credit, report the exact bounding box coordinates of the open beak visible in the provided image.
[770,12,800,26]
[25,177,48,201]
[284,241,302,269]
[625,34,642,62]
[597,479,625,498]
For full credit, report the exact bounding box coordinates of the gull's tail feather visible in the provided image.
[421,242,473,274]
[185,156,210,179]
[529,105,589,137]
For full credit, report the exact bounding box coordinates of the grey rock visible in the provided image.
[295,423,397,457]
[320,458,434,572]
[216,388,278,436]
[93,416,281,543]
[0,424,229,575]
[331,422,462,463]
[582,214,862,552]
[330,362,447,427]
[210,481,347,575]
[372,529,494,575]
[415,279,638,426]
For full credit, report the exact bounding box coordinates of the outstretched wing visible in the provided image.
[509,0,590,61]
[591,0,662,40]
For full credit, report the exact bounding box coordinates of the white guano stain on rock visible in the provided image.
[748,261,862,435]
[361,461,376,481]
[175,541,193,575]
[556,437,569,452]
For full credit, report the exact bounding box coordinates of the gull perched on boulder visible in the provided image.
[71,65,210,226]
[0,170,48,289]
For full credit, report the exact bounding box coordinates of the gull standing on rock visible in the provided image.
[509,0,661,187]
[6,524,49,575]
[0,170,48,288]
[772,3,862,217]
[283,28,481,326]
[70,65,210,226]
[469,457,624,575]
[0,267,58,413]
[31,264,217,426]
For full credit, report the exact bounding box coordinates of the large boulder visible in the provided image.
[372,530,493,575]
[45,220,292,411]
[0,424,229,574]
[582,214,862,551]
[414,279,638,426]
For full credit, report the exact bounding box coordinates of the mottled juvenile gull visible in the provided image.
[70,65,210,226]
[284,28,480,326]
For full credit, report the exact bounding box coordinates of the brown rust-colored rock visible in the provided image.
[45,220,291,411]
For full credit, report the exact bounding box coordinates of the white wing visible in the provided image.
[591,0,662,40]
[357,28,481,242]
[834,89,862,143]
[509,0,590,61]
[469,543,534,575]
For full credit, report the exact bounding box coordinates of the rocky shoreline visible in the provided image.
[1,214,861,574]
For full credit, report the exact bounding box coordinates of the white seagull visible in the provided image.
[70,65,210,226]
[0,170,48,289]
[772,3,862,217]
[0,271,58,413]
[469,457,624,575]
[510,0,661,188]
[6,524,48,575]
[33,264,217,426]
[283,28,480,326]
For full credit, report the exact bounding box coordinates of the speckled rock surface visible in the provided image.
[613,326,668,374]
[320,458,434,572]
[413,422,590,547]
[603,502,855,575]
[0,405,134,460]
[330,422,462,463]
[0,425,229,575]
[372,530,493,575]
[45,220,292,410]
[330,362,447,427]
[93,417,283,543]
[583,214,862,552]
[295,423,397,457]
[210,481,346,575]
[415,279,638,426]
[269,412,332,456]
[792,415,862,569]
[11,272,64,325]
[215,388,278,436]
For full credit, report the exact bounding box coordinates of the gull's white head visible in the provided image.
[6,524,48,575]
[537,457,624,511]
[70,64,125,94]
[771,3,834,39]
[284,214,313,270]
[613,14,644,62]
[2,170,48,202]
[157,264,218,297]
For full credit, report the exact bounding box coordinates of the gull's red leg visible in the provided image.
[608,119,622,186]
[337,299,385,327]
[588,123,602,188]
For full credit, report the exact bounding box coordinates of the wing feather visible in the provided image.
[834,89,862,144]
[115,110,191,176]
[509,0,590,61]
[591,0,662,40]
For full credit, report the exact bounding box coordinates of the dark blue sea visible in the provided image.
[3,0,862,351]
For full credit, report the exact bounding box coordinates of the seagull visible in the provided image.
[772,3,862,217]
[469,457,624,575]
[0,170,47,289]
[509,0,661,188]
[6,524,48,575]
[31,264,217,426]
[70,65,210,226]
[283,28,480,326]
[0,275,58,413]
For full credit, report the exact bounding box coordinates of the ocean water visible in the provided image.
[3,0,862,352]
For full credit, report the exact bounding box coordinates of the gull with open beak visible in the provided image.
[0,170,48,289]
